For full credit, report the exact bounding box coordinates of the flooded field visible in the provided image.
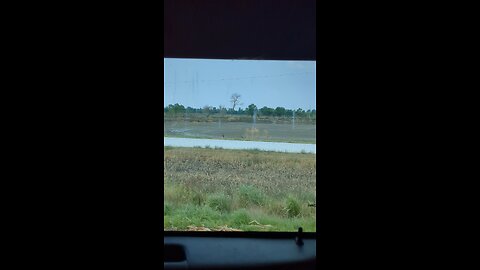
[164,121,316,144]
[164,137,316,154]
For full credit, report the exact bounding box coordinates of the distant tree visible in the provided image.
[259,106,274,116]
[202,105,212,117]
[218,105,227,122]
[175,103,186,114]
[296,108,305,118]
[219,105,227,117]
[306,109,312,119]
[285,109,293,117]
[164,103,186,117]
[245,104,257,116]
[274,107,286,117]
[230,93,242,111]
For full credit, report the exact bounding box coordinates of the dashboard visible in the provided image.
[164,232,316,270]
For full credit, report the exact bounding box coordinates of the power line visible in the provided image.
[164,71,313,85]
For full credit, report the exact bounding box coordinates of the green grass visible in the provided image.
[163,202,316,232]
[285,196,301,218]
[207,193,232,213]
[238,185,266,207]
[164,147,316,232]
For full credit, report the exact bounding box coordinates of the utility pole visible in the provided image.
[292,110,295,129]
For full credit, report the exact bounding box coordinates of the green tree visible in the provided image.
[296,108,305,118]
[285,109,293,117]
[259,106,274,116]
[274,107,286,117]
[246,104,257,116]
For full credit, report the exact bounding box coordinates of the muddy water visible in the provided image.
[164,137,316,154]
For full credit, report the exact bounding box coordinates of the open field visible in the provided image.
[164,121,316,144]
[164,147,316,232]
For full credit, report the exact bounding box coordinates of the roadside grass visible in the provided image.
[164,147,316,232]
[163,201,316,232]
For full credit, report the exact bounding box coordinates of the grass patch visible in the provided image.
[230,209,251,226]
[285,196,301,218]
[191,190,206,206]
[238,185,266,207]
[164,147,316,232]
[164,202,173,215]
[207,193,232,213]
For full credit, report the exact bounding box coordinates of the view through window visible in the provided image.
[164,59,316,232]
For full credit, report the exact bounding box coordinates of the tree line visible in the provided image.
[164,103,316,119]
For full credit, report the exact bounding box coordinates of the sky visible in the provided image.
[164,58,316,111]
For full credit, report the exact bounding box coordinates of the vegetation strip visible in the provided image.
[164,147,316,232]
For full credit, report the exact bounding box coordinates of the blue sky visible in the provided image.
[164,58,316,110]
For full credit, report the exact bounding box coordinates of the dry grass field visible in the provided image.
[164,146,316,232]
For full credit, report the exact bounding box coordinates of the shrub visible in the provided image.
[207,193,232,213]
[230,209,251,226]
[266,200,285,216]
[238,185,266,207]
[164,184,189,205]
[164,203,173,215]
[285,196,301,218]
[190,191,206,206]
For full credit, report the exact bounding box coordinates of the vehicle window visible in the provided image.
[164,58,316,232]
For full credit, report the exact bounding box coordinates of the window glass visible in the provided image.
[164,59,316,232]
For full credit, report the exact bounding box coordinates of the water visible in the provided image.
[164,137,316,154]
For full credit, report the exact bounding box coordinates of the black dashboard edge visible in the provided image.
[164,230,316,239]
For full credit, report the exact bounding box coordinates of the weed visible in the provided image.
[190,191,206,206]
[238,185,266,207]
[207,193,232,213]
[164,203,172,215]
[230,209,251,226]
[285,196,301,218]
